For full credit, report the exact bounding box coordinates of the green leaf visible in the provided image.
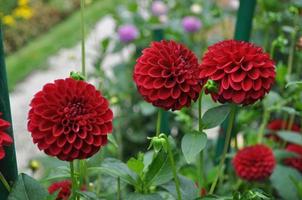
[286,81,302,88]
[276,131,302,145]
[100,158,138,185]
[125,193,163,200]
[143,150,173,187]
[280,107,301,116]
[161,175,199,200]
[270,165,302,200]
[274,149,300,162]
[201,105,230,129]
[77,191,100,200]
[8,173,48,200]
[127,157,144,176]
[262,91,281,107]
[181,131,207,163]
[108,134,118,148]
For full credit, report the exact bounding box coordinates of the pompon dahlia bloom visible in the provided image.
[0,114,13,160]
[133,40,202,110]
[28,78,113,161]
[48,180,71,200]
[266,119,300,142]
[233,145,276,181]
[151,1,168,16]
[200,40,275,105]
[118,24,139,43]
[182,16,202,33]
[284,144,302,172]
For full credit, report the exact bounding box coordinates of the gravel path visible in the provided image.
[10,16,119,171]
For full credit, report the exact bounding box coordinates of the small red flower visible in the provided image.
[284,144,302,172]
[233,144,276,181]
[28,78,113,161]
[200,40,275,105]
[0,113,13,160]
[133,40,202,110]
[48,180,71,200]
[266,119,300,142]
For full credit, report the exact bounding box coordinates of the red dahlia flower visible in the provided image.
[133,40,202,110]
[200,40,275,105]
[284,144,302,172]
[48,180,71,200]
[0,113,13,160]
[28,78,113,161]
[266,119,300,142]
[233,144,276,181]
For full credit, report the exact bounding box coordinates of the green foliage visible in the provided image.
[201,105,231,129]
[181,130,207,163]
[8,173,48,200]
[276,131,302,145]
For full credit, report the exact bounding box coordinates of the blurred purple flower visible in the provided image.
[118,24,139,43]
[151,1,168,16]
[182,16,202,33]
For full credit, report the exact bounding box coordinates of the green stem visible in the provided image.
[80,0,86,76]
[209,105,236,194]
[197,91,206,187]
[164,136,182,200]
[287,30,297,80]
[257,109,270,144]
[156,110,162,136]
[117,177,121,200]
[270,42,276,58]
[287,114,295,130]
[0,171,10,192]
[70,161,78,200]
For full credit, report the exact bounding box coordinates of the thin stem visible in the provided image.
[257,109,270,144]
[80,0,86,76]
[0,171,11,192]
[287,114,295,130]
[287,30,297,80]
[209,105,236,194]
[197,91,206,187]
[156,110,162,136]
[165,136,182,200]
[117,177,121,200]
[70,161,78,200]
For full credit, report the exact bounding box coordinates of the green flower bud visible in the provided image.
[204,79,218,93]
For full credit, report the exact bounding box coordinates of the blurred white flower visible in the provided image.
[228,0,239,10]
[190,4,202,14]
[159,15,168,23]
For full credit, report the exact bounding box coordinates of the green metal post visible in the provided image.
[152,28,170,134]
[0,25,18,199]
[215,0,256,162]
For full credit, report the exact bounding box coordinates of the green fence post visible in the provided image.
[215,0,257,162]
[152,28,170,134]
[0,25,18,199]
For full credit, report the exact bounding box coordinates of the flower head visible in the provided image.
[133,40,202,110]
[233,144,276,181]
[48,180,71,200]
[284,144,302,172]
[27,78,113,161]
[151,1,168,16]
[200,40,275,105]
[0,113,13,160]
[182,16,202,33]
[118,24,139,43]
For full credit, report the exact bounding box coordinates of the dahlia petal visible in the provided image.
[74,139,83,150]
[0,147,5,160]
[231,70,246,82]
[66,133,77,144]
[48,145,62,156]
[248,68,260,80]
[57,136,67,148]
[82,143,92,154]
[0,132,12,145]
[222,90,233,100]
[211,70,225,80]
[242,78,253,91]
[85,134,94,145]
[180,83,190,92]
[253,79,262,91]
[153,78,165,89]
[241,62,253,71]
[232,91,245,104]
[62,144,73,154]
[158,87,171,100]
[78,129,87,139]
[221,76,230,89]
[224,64,239,73]
[229,81,241,91]
[164,78,176,88]
[171,86,181,99]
